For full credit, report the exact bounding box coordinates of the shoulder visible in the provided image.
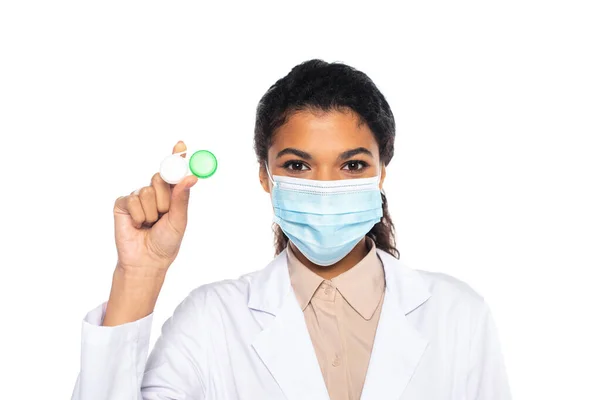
[417,269,484,303]
[184,268,263,310]
[412,268,491,327]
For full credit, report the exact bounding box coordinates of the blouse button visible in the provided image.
[332,354,341,367]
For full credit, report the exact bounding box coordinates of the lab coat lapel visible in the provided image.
[360,250,432,400]
[249,251,330,400]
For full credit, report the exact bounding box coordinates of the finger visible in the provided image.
[152,140,187,210]
[151,172,171,213]
[138,186,159,224]
[119,194,145,229]
[166,141,188,192]
[173,140,187,158]
[168,174,199,234]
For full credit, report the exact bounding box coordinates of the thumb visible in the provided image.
[168,175,199,233]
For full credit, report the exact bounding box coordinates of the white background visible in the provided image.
[1,1,599,398]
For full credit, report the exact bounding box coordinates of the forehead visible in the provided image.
[271,109,378,154]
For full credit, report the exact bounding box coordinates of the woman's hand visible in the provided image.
[102,141,198,326]
[113,141,199,275]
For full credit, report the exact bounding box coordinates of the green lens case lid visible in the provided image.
[189,150,218,178]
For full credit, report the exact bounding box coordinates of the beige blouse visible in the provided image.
[286,237,386,400]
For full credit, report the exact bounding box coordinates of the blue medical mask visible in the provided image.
[265,162,384,266]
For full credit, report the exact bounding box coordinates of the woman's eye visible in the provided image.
[343,160,368,172]
[283,161,309,171]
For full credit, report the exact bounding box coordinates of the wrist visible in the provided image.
[116,260,170,280]
[102,265,166,326]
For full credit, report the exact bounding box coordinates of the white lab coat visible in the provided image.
[71,248,511,400]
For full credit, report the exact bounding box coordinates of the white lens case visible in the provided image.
[160,150,190,185]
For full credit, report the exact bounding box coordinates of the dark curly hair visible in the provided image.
[253,59,399,259]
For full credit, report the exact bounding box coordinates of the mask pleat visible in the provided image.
[272,190,382,214]
[274,207,383,226]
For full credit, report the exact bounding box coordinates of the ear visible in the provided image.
[259,163,271,193]
[379,163,386,190]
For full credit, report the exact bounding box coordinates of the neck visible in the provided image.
[289,237,370,280]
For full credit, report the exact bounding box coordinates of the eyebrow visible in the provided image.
[276,148,313,160]
[337,147,373,161]
[275,147,374,161]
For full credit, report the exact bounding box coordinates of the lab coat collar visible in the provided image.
[359,249,432,399]
[247,250,291,316]
[247,248,431,317]
[248,248,432,400]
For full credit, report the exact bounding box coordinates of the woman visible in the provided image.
[71,59,511,399]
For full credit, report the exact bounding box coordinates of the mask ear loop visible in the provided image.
[264,161,277,187]
[377,163,384,194]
